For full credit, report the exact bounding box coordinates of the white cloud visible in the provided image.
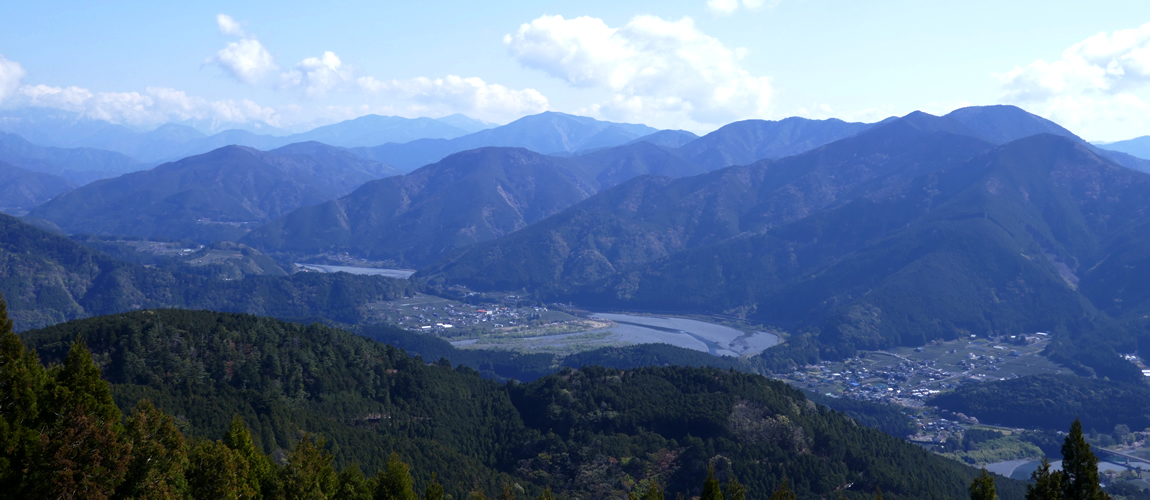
[207,15,275,84]
[998,22,1150,138]
[281,51,352,98]
[16,84,281,130]
[707,0,778,15]
[358,74,548,123]
[216,14,246,37]
[211,38,276,84]
[505,14,773,130]
[0,54,26,104]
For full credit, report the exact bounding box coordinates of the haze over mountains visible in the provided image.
[27,142,400,241]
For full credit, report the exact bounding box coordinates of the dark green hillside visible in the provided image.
[0,212,415,331]
[421,112,994,294]
[580,135,1150,379]
[18,309,1025,499]
[0,160,74,213]
[18,310,530,497]
[242,147,598,267]
[929,375,1150,432]
[28,143,394,242]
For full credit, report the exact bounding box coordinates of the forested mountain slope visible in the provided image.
[28,143,396,242]
[242,147,598,267]
[0,160,74,213]
[420,112,995,293]
[0,213,415,331]
[17,309,1026,499]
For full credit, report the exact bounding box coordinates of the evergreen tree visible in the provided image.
[500,481,517,500]
[31,339,130,500]
[1060,419,1110,500]
[188,439,256,500]
[224,415,277,499]
[336,464,373,500]
[374,452,418,500]
[423,472,445,500]
[701,464,723,500]
[970,467,997,500]
[768,478,796,500]
[117,399,189,499]
[1027,458,1063,500]
[280,433,339,500]
[724,474,746,500]
[875,486,884,500]
[0,293,47,494]
[642,482,665,500]
[536,486,556,500]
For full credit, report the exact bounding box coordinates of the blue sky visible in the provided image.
[3,0,1150,140]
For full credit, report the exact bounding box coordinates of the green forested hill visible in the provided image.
[0,212,415,331]
[930,375,1150,432]
[242,147,599,268]
[419,112,994,294]
[27,143,395,242]
[16,309,1026,499]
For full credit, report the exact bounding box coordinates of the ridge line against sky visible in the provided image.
[2,0,1150,140]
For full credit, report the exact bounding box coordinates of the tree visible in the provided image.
[641,481,665,500]
[768,477,796,500]
[224,415,277,499]
[970,467,996,500]
[875,486,884,500]
[280,433,339,500]
[1061,419,1110,500]
[117,399,190,499]
[187,439,255,500]
[423,472,445,500]
[0,292,48,494]
[374,452,418,500]
[500,481,517,500]
[1027,458,1062,500]
[30,339,131,500]
[724,474,747,500]
[336,464,373,500]
[536,486,556,500]
[701,464,723,500]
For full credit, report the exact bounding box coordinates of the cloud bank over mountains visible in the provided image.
[505,14,773,130]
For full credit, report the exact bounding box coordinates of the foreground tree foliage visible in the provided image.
[7,302,1034,498]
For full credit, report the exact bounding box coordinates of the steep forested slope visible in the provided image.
[242,147,598,267]
[420,112,994,293]
[17,309,1026,499]
[0,160,74,213]
[0,213,415,331]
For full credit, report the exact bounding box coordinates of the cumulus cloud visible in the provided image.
[505,14,772,130]
[208,14,276,84]
[17,84,280,129]
[216,14,246,37]
[0,54,26,104]
[358,74,548,123]
[707,0,777,15]
[212,38,276,84]
[281,51,352,98]
[997,22,1150,137]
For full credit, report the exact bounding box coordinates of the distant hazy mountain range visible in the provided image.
[0,108,496,162]
[27,142,399,241]
[1096,136,1150,160]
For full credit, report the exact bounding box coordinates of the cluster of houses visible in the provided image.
[396,303,550,334]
